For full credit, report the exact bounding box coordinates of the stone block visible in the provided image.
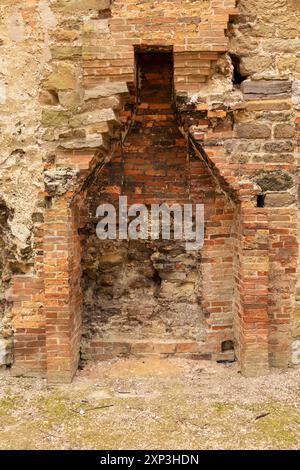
[291,340,300,365]
[264,192,295,207]
[0,339,12,366]
[263,140,294,153]
[54,0,110,12]
[255,171,294,191]
[84,83,129,100]
[236,123,271,139]
[240,56,274,76]
[292,81,300,110]
[277,56,296,73]
[70,109,117,127]
[45,63,78,91]
[51,46,82,60]
[241,80,292,95]
[44,168,78,197]
[245,100,291,111]
[274,124,295,138]
[58,90,83,109]
[59,136,108,150]
[42,109,71,127]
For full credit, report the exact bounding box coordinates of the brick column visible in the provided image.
[236,204,270,377]
[44,193,82,383]
[11,207,46,378]
[268,207,298,368]
[11,275,46,377]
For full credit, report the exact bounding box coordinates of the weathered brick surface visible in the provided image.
[82,0,236,92]
[80,53,235,363]
[0,0,299,381]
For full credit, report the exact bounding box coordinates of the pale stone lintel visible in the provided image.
[84,83,129,100]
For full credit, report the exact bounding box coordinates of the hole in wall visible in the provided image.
[152,268,162,286]
[221,340,234,352]
[98,9,111,19]
[49,89,59,104]
[230,53,247,86]
[40,89,59,106]
[45,196,53,209]
[152,267,162,297]
[257,195,265,208]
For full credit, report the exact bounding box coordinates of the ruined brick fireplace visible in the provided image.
[80,49,236,364]
[7,0,299,383]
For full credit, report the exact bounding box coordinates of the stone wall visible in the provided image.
[0,0,51,369]
[229,0,300,366]
[0,0,299,380]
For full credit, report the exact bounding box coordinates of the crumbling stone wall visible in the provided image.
[0,0,299,380]
[230,0,300,80]
[0,1,53,367]
[229,0,300,365]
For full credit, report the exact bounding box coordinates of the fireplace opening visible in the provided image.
[79,46,236,364]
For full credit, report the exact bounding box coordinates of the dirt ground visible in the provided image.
[0,358,299,450]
